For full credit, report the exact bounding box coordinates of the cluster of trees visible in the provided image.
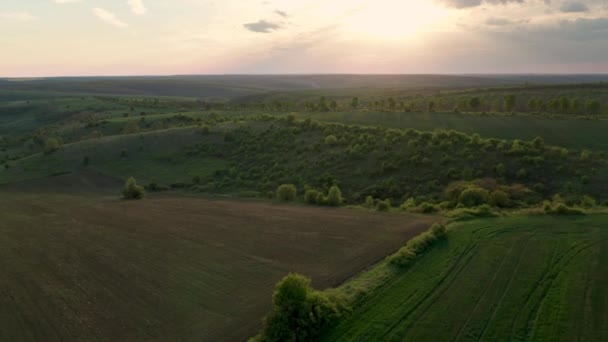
[191,115,603,210]
[277,184,344,207]
[254,273,343,342]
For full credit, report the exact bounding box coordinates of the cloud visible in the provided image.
[52,0,82,3]
[441,0,525,8]
[560,1,589,12]
[127,0,147,15]
[274,10,288,18]
[0,12,37,22]
[243,20,282,33]
[93,8,128,28]
[486,17,514,25]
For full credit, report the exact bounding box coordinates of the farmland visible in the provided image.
[322,215,608,341]
[1,76,608,341]
[0,173,437,341]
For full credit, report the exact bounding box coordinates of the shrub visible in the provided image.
[388,248,417,268]
[259,273,341,342]
[365,195,374,208]
[388,223,448,268]
[304,189,321,204]
[44,137,62,154]
[419,202,437,213]
[376,199,391,211]
[316,193,327,206]
[324,135,338,146]
[82,156,90,166]
[401,197,416,210]
[579,195,596,208]
[276,184,297,202]
[516,168,528,179]
[326,186,343,206]
[458,187,489,208]
[490,190,509,208]
[430,223,447,238]
[554,203,584,215]
[122,177,145,200]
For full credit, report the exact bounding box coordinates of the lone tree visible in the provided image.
[259,273,341,342]
[326,185,343,206]
[122,177,145,200]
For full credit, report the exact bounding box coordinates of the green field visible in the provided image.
[297,111,608,151]
[323,215,608,341]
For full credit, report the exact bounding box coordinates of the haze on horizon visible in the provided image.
[1,0,607,77]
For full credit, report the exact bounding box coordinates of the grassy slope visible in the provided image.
[0,179,438,341]
[296,111,608,151]
[323,215,608,341]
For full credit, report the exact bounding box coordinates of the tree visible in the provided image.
[527,98,538,112]
[260,273,340,342]
[304,189,321,204]
[388,97,396,111]
[122,177,145,200]
[329,100,338,112]
[326,185,343,206]
[458,187,489,207]
[351,97,359,110]
[585,100,601,115]
[276,184,297,202]
[559,96,570,113]
[469,97,481,112]
[427,101,435,112]
[44,137,62,154]
[123,120,140,134]
[503,94,517,112]
[318,96,329,112]
[324,135,338,146]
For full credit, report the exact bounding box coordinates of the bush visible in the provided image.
[580,195,596,208]
[388,223,448,268]
[122,177,145,200]
[554,203,584,215]
[376,199,391,211]
[44,137,62,154]
[316,192,327,205]
[401,197,416,210]
[458,187,489,208]
[365,195,374,208]
[326,186,343,206]
[490,190,509,208]
[259,273,341,342]
[419,202,437,213]
[430,223,447,238]
[276,184,297,202]
[388,248,417,268]
[304,189,321,204]
[324,135,338,146]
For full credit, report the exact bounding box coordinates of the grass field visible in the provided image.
[0,173,438,341]
[297,111,608,151]
[323,215,608,341]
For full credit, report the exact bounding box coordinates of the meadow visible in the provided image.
[0,173,437,341]
[322,215,608,341]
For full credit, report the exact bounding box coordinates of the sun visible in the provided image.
[342,0,452,41]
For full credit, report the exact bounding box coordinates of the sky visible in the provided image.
[0,0,607,76]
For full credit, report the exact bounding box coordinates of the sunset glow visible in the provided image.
[1,0,607,76]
